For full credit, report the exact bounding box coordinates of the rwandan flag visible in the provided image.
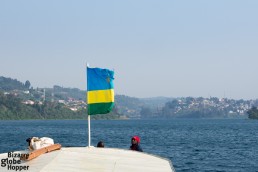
[87,67,114,115]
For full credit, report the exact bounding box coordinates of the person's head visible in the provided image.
[97,141,104,148]
[131,136,140,145]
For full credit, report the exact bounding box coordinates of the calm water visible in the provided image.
[0,119,257,172]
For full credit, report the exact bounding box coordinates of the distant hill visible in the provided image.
[0,76,30,91]
[0,76,122,120]
[115,95,143,118]
[0,91,122,120]
[1,76,258,120]
[139,97,174,109]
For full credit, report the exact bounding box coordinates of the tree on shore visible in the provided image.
[247,107,258,119]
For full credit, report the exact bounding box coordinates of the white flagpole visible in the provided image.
[86,63,91,147]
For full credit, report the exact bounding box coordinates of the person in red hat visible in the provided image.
[130,136,143,152]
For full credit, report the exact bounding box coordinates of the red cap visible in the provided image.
[132,136,140,143]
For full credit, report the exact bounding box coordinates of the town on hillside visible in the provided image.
[1,76,258,119]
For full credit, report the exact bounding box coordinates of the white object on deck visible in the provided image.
[0,147,175,172]
[30,137,54,150]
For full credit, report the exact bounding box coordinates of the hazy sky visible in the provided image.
[1,1,257,100]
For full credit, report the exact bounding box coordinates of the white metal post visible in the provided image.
[86,63,91,147]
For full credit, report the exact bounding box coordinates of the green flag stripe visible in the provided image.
[88,102,114,115]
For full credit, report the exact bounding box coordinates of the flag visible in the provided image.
[87,67,114,115]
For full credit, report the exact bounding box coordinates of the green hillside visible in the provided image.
[1,76,258,120]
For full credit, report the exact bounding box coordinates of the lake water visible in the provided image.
[0,119,257,172]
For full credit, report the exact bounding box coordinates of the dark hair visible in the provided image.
[97,141,104,148]
[26,138,32,146]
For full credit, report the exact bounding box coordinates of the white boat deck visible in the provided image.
[0,147,174,172]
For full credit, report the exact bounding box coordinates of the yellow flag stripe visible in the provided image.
[87,89,114,104]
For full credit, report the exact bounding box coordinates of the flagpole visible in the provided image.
[86,63,91,147]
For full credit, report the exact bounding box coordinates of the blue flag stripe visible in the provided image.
[87,67,114,91]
